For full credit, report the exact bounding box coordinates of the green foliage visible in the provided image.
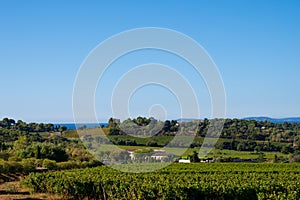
[21,158,36,173]
[22,163,300,199]
[39,143,68,162]
[257,152,265,162]
[0,152,9,161]
[0,160,23,173]
[107,118,121,135]
[42,159,57,170]
[13,135,29,151]
[104,117,300,152]
[281,145,294,154]
[107,117,178,136]
[14,142,68,162]
[190,151,200,162]
[0,158,101,174]
[133,116,151,126]
[220,119,300,142]
[56,161,79,170]
[0,118,66,132]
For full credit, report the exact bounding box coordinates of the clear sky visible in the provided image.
[0,0,300,123]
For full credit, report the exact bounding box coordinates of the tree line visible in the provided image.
[106,117,300,143]
[0,118,67,132]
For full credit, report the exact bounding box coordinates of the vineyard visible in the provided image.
[22,163,300,199]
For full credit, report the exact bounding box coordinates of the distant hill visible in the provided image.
[177,117,300,124]
[243,117,300,124]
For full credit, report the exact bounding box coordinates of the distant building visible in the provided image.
[178,159,190,163]
[126,149,173,161]
[200,158,216,163]
[127,151,135,160]
[151,150,168,160]
[151,152,168,160]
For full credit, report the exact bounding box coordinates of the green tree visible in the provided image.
[13,136,29,151]
[190,151,200,162]
[34,145,41,159]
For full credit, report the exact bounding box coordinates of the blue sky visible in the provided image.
[0,0,299,122]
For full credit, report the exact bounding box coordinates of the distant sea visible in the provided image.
[243,117,300,124]
[54,123,108,130]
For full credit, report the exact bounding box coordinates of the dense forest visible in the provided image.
[107,117,300,141]
[103,117,300,156]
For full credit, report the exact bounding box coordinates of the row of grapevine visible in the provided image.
[22,163,300,199]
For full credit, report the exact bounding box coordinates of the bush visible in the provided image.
[0,159,45,174]
[8,161,23,173]
[33,159,43,167]
[0,162,10,173]
[21,159,36,174]
[42,159,57,170]
[0,161,23,173]
[8,156,22,162]
[0,152,9,161]
[57,161,78,170]
[0,161,4,173]
[87,160,102,168]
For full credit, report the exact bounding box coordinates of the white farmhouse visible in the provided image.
[178,159,190,163]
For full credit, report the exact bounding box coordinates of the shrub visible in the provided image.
[0,161,23,173]
[57,161,78,170]
[0,152,9,161]
[21,159,36,174]
[42,159,57,170]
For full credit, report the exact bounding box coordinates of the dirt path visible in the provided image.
[0,181,60,200]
